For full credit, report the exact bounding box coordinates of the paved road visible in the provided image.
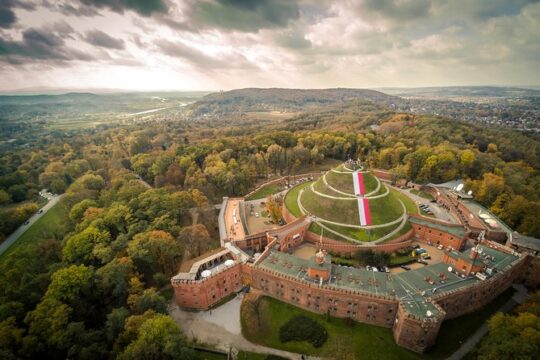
[0,194,64,257]
[446,284,528,360]
[392,186,459,224]
[170,295,320,360]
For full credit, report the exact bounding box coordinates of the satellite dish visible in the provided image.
[467,190,473,196]
[426,310,432,317]
[224,259,235,267]
[201,270,212,278]
[448,266,453,272]
[456,183,464,192]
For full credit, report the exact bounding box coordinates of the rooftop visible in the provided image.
[173,247,234,281]
[256,244,518,320]
[511,232,540,252]
[460,200,513,233]
[409,216,465,238]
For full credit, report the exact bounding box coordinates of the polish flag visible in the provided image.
[358,198,372,226]
[352,171,366,196]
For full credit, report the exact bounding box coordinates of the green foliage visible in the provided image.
[279,315,328,348]
[355,249,390,266]
[117,313,196,360]
[471,291,540,360]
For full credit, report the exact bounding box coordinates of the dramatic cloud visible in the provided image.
[0,0,539,91]
[189,0,301,32]
[0,22,94,64]
[85,30,125,49]
[80,0,167,16]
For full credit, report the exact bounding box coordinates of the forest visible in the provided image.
[0,90,539,359]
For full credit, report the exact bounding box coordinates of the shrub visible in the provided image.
[278,315,328,348]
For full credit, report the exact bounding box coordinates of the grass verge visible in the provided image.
[0,201,70,263]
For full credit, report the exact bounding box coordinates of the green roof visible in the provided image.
[461,200,514,233]
[256,244,518,320]
[408,216,465,238]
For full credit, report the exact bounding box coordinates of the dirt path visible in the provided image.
[169,295,320,359]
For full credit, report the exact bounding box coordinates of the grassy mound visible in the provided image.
[299,186,404,225]
[283,166,421,242]
[325,171,378,194]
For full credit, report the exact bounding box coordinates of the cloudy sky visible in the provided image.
[0,0,539,91]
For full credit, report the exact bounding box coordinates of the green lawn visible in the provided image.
[410,189,435,201]
[0,201,70,263]
[242,289,516,360]
[284,181,313,217]
[390,188,418,215]
[300,185,404,226]
[325,171,378,194]
[246,184,282,201]
[242,296,420,360]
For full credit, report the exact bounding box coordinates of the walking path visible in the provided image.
[0,194,64,257]
[169,295,320,359]
[446,284,528,360]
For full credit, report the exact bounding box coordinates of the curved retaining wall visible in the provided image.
[244,172,322,200]
[304,229,413,256]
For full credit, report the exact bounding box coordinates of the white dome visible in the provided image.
[224,259,235,267]
[201,270,212,278]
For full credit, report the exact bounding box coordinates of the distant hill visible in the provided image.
[376,86,540,98]
[188,88,399,115]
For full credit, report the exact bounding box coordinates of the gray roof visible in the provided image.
[511,232,540,252]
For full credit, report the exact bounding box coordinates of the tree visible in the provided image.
[178,224,212,258]
[127,288,167,315]
[0,189,11,204]
[69,199,98,223]
[96,258,134,307]
[62,226,112,265]
[267,144,285,174]
[127,230,183,277]
[266,195,283,224]
[118,313,196,360]
[474,291,540,360]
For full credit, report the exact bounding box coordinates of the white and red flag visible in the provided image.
[352,171,366,196]
[357,198,372,226]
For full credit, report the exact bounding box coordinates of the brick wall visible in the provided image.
[172,263,243,309]
[248,264,398,328]
[304,229,413,256]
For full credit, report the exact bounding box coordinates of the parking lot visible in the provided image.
[390,242,447,274]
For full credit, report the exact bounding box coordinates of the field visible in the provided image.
[241,290,516,360]
[242,296,419,360]
[0,201,70,263]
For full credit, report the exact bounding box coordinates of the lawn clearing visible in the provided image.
[246,184,282,201]
[242,296,420,360]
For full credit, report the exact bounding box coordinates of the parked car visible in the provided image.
[417,259,428,265]
[38,209,44,214]
[24,220,30,225]
[366,265,372,271]
[400,265,411,271]
[372,267,379,272]
[377,266,386,273]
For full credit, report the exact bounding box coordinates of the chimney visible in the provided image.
[315,249,325,265]
[469,246,479,261]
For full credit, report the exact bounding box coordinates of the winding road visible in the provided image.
[0,193,64,257]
